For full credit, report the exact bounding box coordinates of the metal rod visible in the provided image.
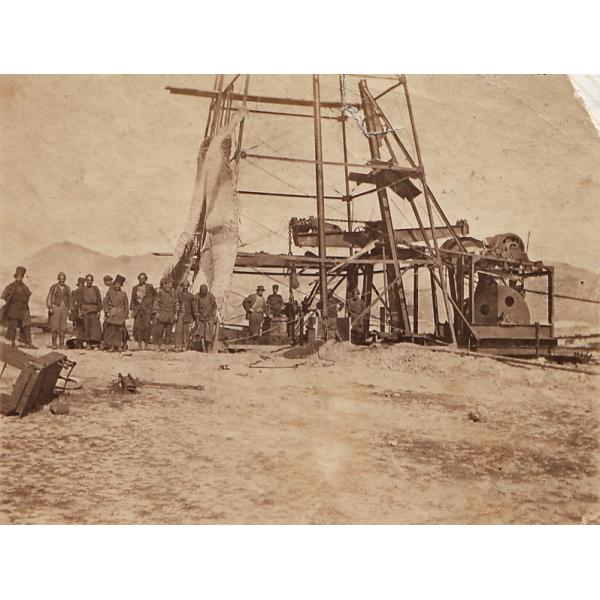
[312,75,329,334]
[243,152,371,170]
[238,190,342,200]
[229,107,340,120]
[374,81,402,100]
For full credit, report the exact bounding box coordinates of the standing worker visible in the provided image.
[193,283,217,352]
[153,279,178,352]
[242,285,266,343]
[174,282,195,352]
[317,289,342,341]
[1,266,36,349]
[69,277,85,343]
[103,274,129,352]
[46,272,71,349]
[80,274,103,348]
[130,272,156,351]
[266,284,284,317]
[347,288,366,344]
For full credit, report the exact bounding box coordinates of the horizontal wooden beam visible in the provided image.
[166,86,358,110]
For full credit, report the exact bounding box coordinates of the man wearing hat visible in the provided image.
[242,285,267,343]
[80,274,103,347]
[130,272,156,350]
[1,266,36,348]
[152,279,179,352]
[69,277,85,341]
[103,274,129,352]
[266,284,284,318]
[46,272,72,349]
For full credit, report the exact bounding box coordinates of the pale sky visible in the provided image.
[1,75,599,272]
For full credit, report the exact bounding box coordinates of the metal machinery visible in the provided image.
[165,75,563,358]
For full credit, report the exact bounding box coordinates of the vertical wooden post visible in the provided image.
[430,268,440,336]
[547,267,554,336]
[413,265,419,334]
[312,75,328,339]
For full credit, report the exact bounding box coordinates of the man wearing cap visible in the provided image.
[103,274,129,352]
[152,279,179,352]
[69,277,85,341]
[266,284,285,318]
[174,282,195,352]
[130,272,156,350]
[46,272,71,349]
[242,285,266,343]
[80,274,103,347]
[193,283,217,352]
[1,266,36,348]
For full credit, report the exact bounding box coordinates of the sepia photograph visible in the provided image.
[1,2,599,596]
[1,73,598,526]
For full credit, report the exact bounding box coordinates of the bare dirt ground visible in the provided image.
[1,334,599,524]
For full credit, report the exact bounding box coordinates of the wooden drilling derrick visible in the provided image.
[163,74,566,359]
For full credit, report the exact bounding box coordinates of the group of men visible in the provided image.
[1,266,369,351]
[242,283,367,344]
[1,268,218,353]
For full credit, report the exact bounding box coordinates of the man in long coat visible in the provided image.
[242,285,266,343]
[103,274,129,352]
[80,274,103,347]
[1,266,36,348]
[174,282,195,352]
[193,284,217,352]
[69,277,85,341]
[152,279,179,352]
[46,271,71,349]
[130,272,156,350]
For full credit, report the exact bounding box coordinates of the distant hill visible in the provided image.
[3,241,169,315]
[2,242,598,335]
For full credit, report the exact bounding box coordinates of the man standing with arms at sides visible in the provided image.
[194,283,217,352]
[153,279,178,352]
[1,266,36,349]
[347,288,366,344]
[174,282,195,352]
[103,274,129,352]
[266,284,285,319]
[69,277,85,342]
[317,289,342,341]
[80,274,103,348]
[130,272,155,351]
[242,285,266,343]
[100,275,114,349]
[46,272,71,349]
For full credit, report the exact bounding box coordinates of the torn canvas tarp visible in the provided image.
[163,112,243,316]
